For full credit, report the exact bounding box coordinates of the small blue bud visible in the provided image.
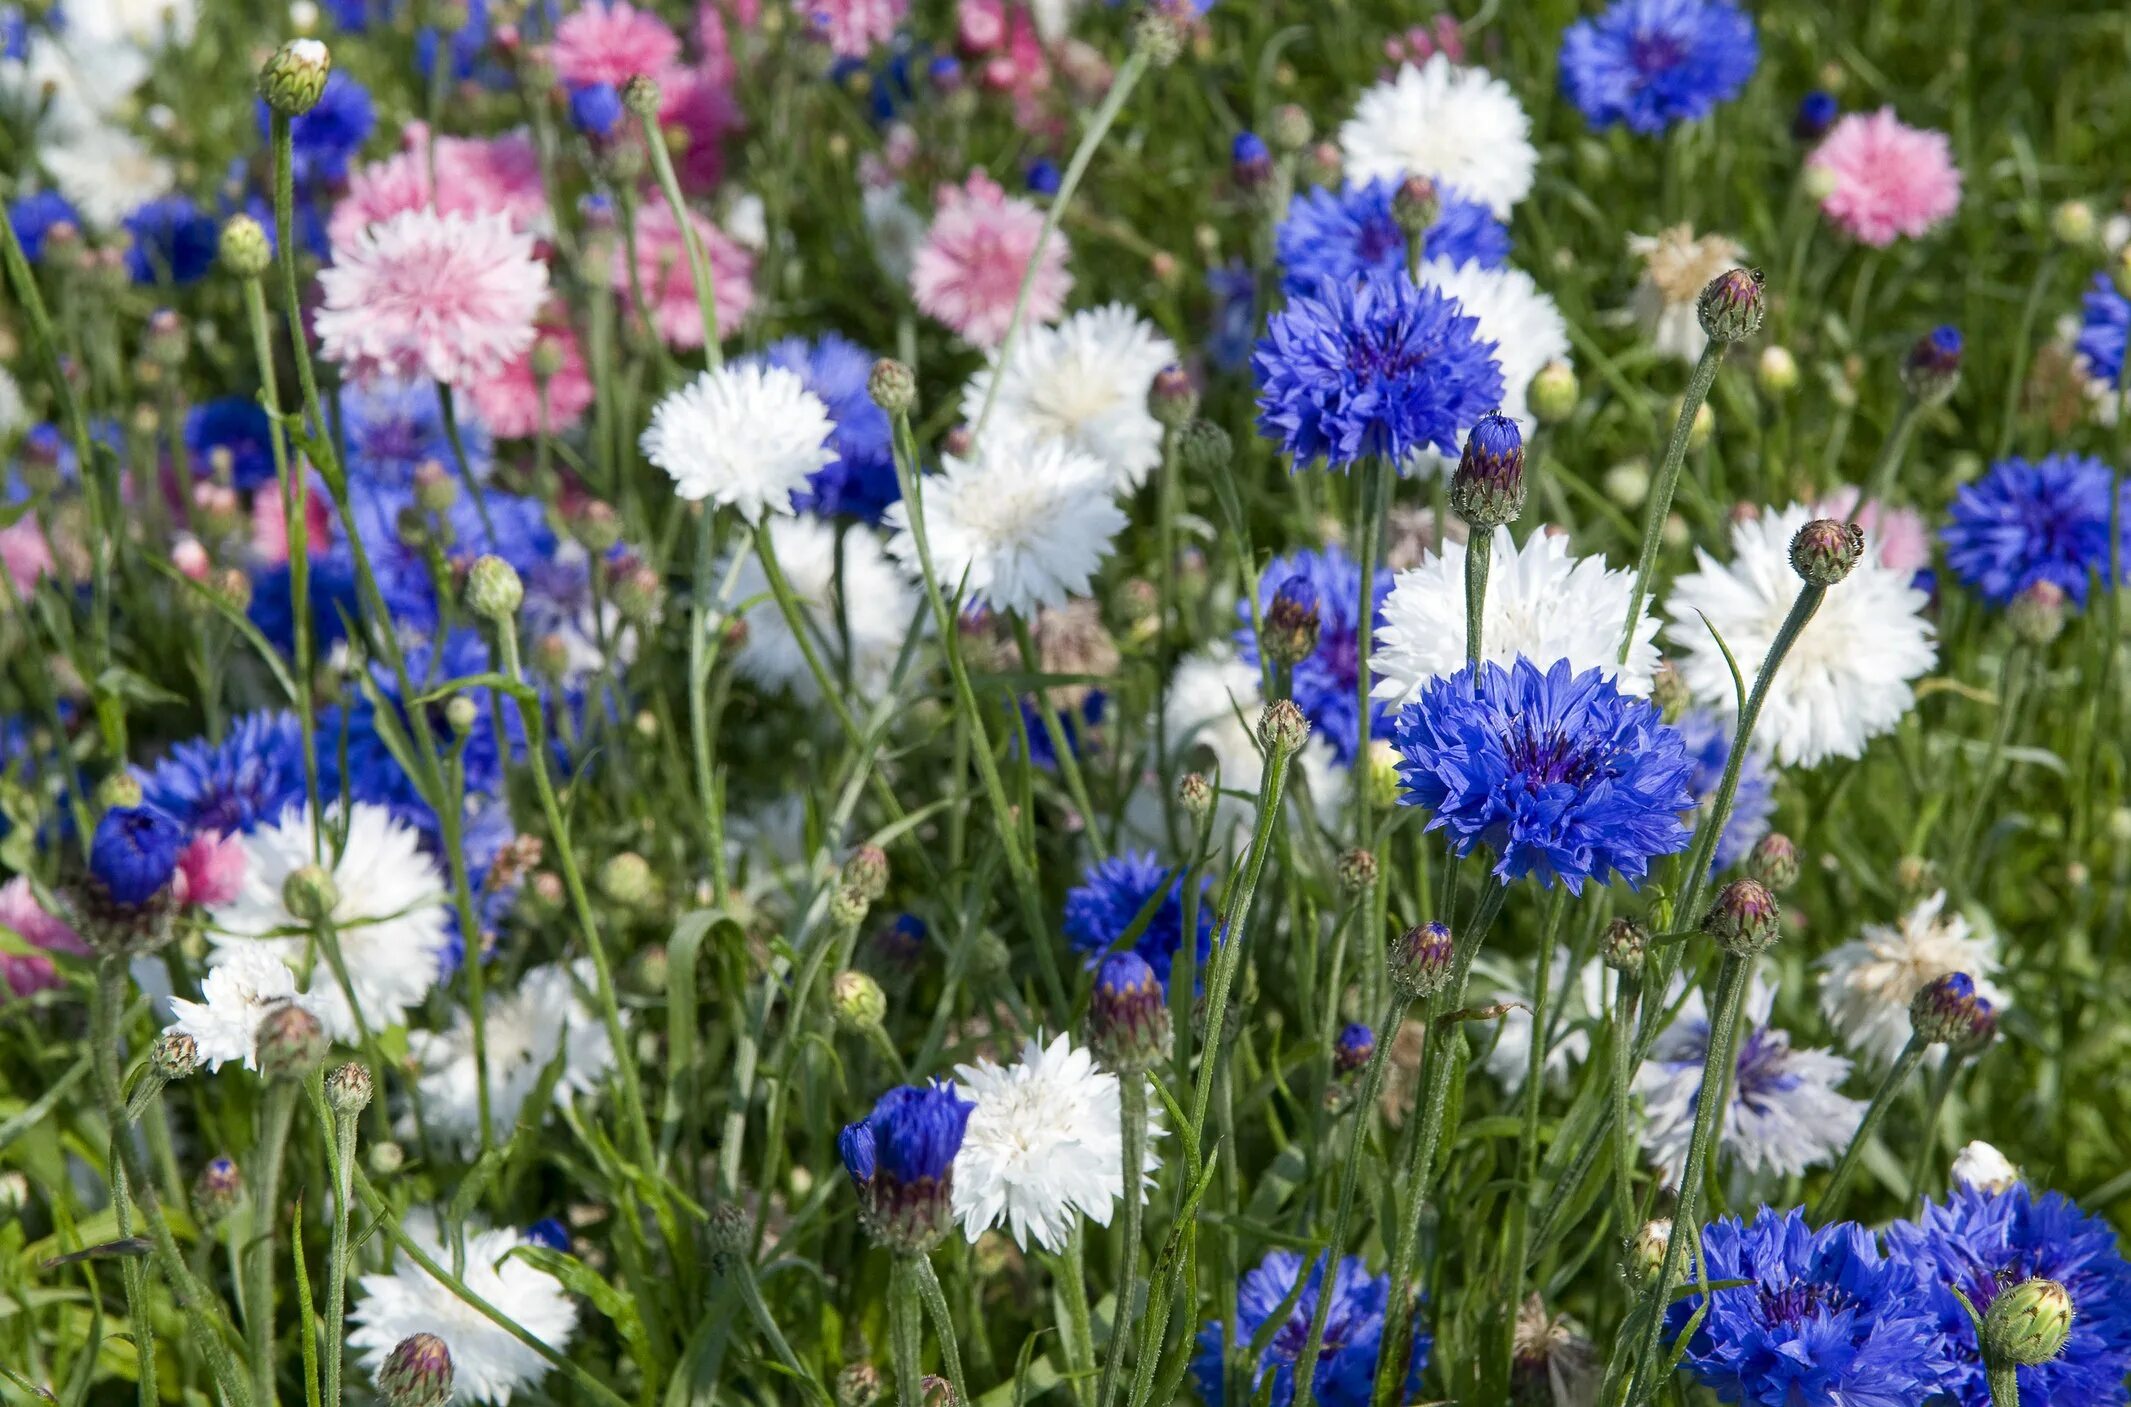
[1792,91,1838,142]
[568,82,625,138]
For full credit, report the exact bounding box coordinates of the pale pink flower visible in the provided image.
[958,0,1007,50]
[317,208,550,388]
[329,131,549,253]
[177,833,247,909]
[1819,486,1930,575]
[0,876,89,999]
[250,478,333,568]
[551,0,682,88]
[794,0,906,58]
[1807,108,1962,248]
[694,0,762,87]
[0,515,53,592]
[912,169,1071,349]
[1383,15,1464,68]
[470,324,597,439]
[660,70,743,193]
[610,201,757,350]
[172,537,210,581]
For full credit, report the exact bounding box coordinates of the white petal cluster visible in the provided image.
[959,305,1179,493]
[410,962,619,1153]
[1409,258,1571,474]
[1339,55,1538,217]
[163,947,325,1074]
[724,516,917,700]
[1818,891,2006,1068]
[641,363,837,523]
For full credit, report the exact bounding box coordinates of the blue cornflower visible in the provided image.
[1063,851,1213,993]
[1019,692,1105,773]
[134,712,309,838]
[418,0,492,83]
[876,912,927,966]
[89,806,188,904]
[1237,546,1393,766]
[1205,261,1258,373]
[1674,708,1774,872]
[1253,273,1502,469]
[568,82,626,137]
[1232,131,1272,188]
[1333,1022,1374,1073]
[1792,90,1838,142]
[1670,1207,1951,1407]
[838,1121,876,1184]
[184,398,277,491]
[1026,158,1062,196]
[2075,273,2128,389]
[1191,1252,1428,1407]
[123,196,219,286]
[748,335,900,522]
[525,1218,570,1252]
[1275,179,1510,298]
[841,1080,974,1250]
[1559,0,1758,135]
[9,190,82,263]
[1391,657,1694,892]
[339,379,491,489]
[1886,1183,2131,1407]
[258,70,375,186]
[249,548,363,657]
[344,480,554,633]
[1941,453,2131,609]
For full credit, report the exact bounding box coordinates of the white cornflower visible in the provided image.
[861,183,926,285]
[1479,951,1609,1094]
[724,515,917,700]
[1818,891,2005,1068]
[55,0,199,49]
[205,804,452,1042]
[411,962,617,1153]
[1338,55,1537,217]
[1138,649,1345,844]
[1638,979,1863,1188]
[163,946,324,1074]
[639,363,837,524]
[41,122,174,228]
[951,1033,1161,1254]
[1663,502,1937,768]
[1628,225,1749,363]
[1411,257,1571,470]
[884,434,1125,618]
[348,1209,577,1405]
[1371,526,1659,711]
[1951,1140,2020,1194]
[958,305,1179,493]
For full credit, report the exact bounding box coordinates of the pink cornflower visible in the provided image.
[795,0,907,59]
[470,323,597,439]
[1807,108,1962,248]
[1819,486,1930,575]
[660,70,743,193]
[551,0,683,88]
[250,477,333,568]
[328,131,548,253]
[0,514,53,593]
[958,0,1006,51]
[695,0,762,87]
[1384,15,1464,67]
[317,208,550,388]
[0,877,89,999]
[912,169,1071,349]
[610,201,757,350]
[177,832,246,909]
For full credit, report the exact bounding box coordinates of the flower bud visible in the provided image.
[1148,364,1198,429]
[842,845,890,902]
[830,884,872,929]
[706,1200,750,1260]
[257,1004,327,1079]
[597,851,653,907]
[1176,772,1213,817]
[836,1362,884,1407]
[1363,740,1401,811]
[151,1031,199,1081]
[1630,1218,1672,1286]
[1177,420,1232,478]
[619,74,661,119]
[1981,1278,2074,1368]
[1257,699,1311,754]
[830,970,887,1031]
[2050,199,2097,249]
[1336,849,1378,897]
[920,1376,956,1407]
[444,695,479,736]
[1304,141,1343,188]
[1388,920,1454,999]
[465,554,524,621]
[193,1156,244,1224]
[1528,360,1579,424]
[1702,878,1780,957]
[1910,971,1993,1047]
[1791,90,1838,143]
[282,863,339,925]
[1392,175,1439,239]
[2008,581,2067,647]
[412,460,458,515]
[868,358,917,415]
[1262,573,1322,667]
[1756,345,1799,396]
[1788,518,1863,586]
[1600,917,1647,973]
[1332,1022,1374,1075]
[327,1061,373,1116]
[1268,103,1312,153]
[1088,950,1172,1071]
[1900,325,1963,407]
[1650,659,1690,722]
[258,38,332,116]
[1745,833,1800,892]
[219,215,272,279]
[378,1332,455,1407]
[1230,132,1272,191]
[370,1141,406,1176]
[1695,267,1766,343]
[1132,6,1186,66]
[1450,411,1525,530]
[1951,1140,2020,1194]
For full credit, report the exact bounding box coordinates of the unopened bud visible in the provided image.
[1702,879,1780,957]
[1148,364,1198,429]
[465,554,524,620]
[842,845,890,902]
[837,1363,884,1407]
[1450,411,1525,529]
[1176,772,1213,817]
[1257,699,1310,754]
[597,852,653,906]
[1262,573,1322,666]
[1756,345,1799,395]
[219,216,272,279]
[444,695,479,735]
[1392,175,1439,239]
[1332,1022,1374,1075]
[1789,518,1863,586]
[194,1156,244,1224]
[151,1031,199,1081]
[1267,103,1312,153]
[1600,917,1647,973]
[829,970,887,1031]
[412,460,457,515]
[258,39,332,116]
[1631,1219,1672,1286]
[619,74,662,118]
[1981,1278,2074,1368]
[1900,326,1963,408]
[2050,200,2097,250]
[1650,660,1690,722]
[256,1004,327,1080]
[1387,920,1454,999]
[868,358,917,415]
[1336,849,1378,896]
[1910,971,1993,1047]
[282,864,339,925]
[378,1333,455,1407]
[326,1061,373,1115]
[1529,360,1579,424]
[1696,267,1766,343]
[1745,833,1800,891]
[2008,580,2067,646]
[1087,950,1171,1071]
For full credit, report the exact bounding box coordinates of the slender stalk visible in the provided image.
[1056,1224,1099,1407]
[689,513,740,907]
[1352,459,1391,847]
[1608,971,1644,1240]
[1986,1362,2022,1407]
[1499,890,1569,1375]
[637,103,723,368]
[1009,610,1107,858]
[1907,1054,1966,1202]
[889,1256,928,1407]
[1095,1074,1150,1407]
[1859,397,1922,508]
[245,1082,300,1407]
[1462,523,1492,670]
[322,1087,362,1407]
[436,381,496,538]
[1817,1035,1929,1220]
[1619,340,1723,665]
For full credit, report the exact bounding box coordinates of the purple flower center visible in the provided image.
[1355,215,1404,267]
[1758,1279,1859,1327]
[1732,1026,1804,1105]
[1501,724,1601,788]
[1630,30,1688,75]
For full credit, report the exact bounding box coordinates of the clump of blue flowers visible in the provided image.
[1275,179,1509,299]
[1063,851,1212,993]
[1940,453,2131,608]
[1191,1251,1427,1407]
[1237,547,1392,766]
[1674,708,1774,871]
[1391,657,1694,891]
[134,711,309,838]
[2075,273,2128,388]
[88,805,188,905]
[1253,273,1502,469]
[750,334,900,522]
[1559,0,1759,134]
[123,196,220,286]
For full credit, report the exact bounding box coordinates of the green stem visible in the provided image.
[1462,523,1492,671]
[637,105,723,368]
[889,1256,927,1407]
[1057,1222,1099,1407]
[1619,339,1723,666]
[245,1082,299,1407]
[1096,1074,1150,1407]
[1817,1035,1928,1221]
[322,1095,361,1407]
[1907,1055,1966,1202]
[1009,610,1108,858]
[1499,889,1568,1376]
[436,381,496,539]
[1609,974,1644,1242]
[1986,1362,2022,1407]
[1859,397,1921,508]
[910,1254,969,1407]
[1353,459,1391,847]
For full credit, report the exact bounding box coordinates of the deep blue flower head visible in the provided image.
[1019,691,1105,773]
[340,379,490,489]
[417,0,491,82]
[1237,547,1393,765]
[569,82,626,137]
[1232,131,1270,167]
[1276,179,1510,299]
[1333,1022,1374,1073]
[2075,273,2129,389]
[525,1218,570,1252]
[89,806,188,904]
[1559,0,1758,135]
[258,70,375,185]
[838,1120,877,1185]
[1063,850,1214,993]
[1206,261,1258,373]
[863,1080,973,1184]
[1253,273,1503,469]
[184,398,277,492]
[1191,1252,1428,1407]
[748,335,899,521]
[1670,1207,1952,1407]
[345,479,555,632]
[1674,708,1773,872]
[876,912,927,965]
[928,55,962,90]
[123,196,219,286]
[1887,1183,2131,1407]
[135,712,308,838]
[1792,89,1838,141]
[1025,158,1062,196]
[1917,324,1963,368]
[9,190,82,264]
[1391,657,1694,892]
[249,547,363,657]
[1941,453,2131,609]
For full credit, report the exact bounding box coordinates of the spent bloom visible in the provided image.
[912,169,1072,349]
[1063,851,1213,994]
[958,304,1179,493]
[1191,1251,1428,1407]
[1941,453,2131,609]
[950,1033,1160,1253]
[1392,657,1694,892]
[639,363,837,523]
[1274,178,1509,298]
[1558,0,1758,135]
[1818,891,2005,1068]
[315,209,547,388]
[1806,107,1963,247]
[1628,224,1749,363]
[1339,55,1537,217]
